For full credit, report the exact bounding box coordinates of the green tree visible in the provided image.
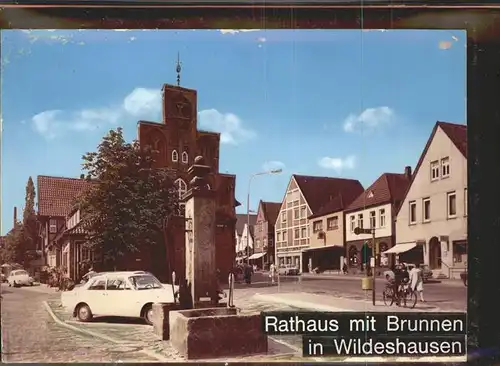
[23,176,39,264]
[0,221,26,265]
[77,128,179,270]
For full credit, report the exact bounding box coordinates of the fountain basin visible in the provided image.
[169,307,268,359]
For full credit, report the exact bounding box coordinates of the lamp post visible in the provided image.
[246,168,282,264]
[354,226,377,305]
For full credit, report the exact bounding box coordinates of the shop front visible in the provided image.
[302,245,344,273]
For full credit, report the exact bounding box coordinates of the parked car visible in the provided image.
[61,271,179,325]
[278,264,300,276]
[8,269,35,287]
[1,273,6,283]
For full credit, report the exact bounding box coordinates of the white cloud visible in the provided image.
[257,37,266,43]
[318,156,356,171]
[122,88,161,116]
[32,87,161,139]
[31,88,252,144]
[262,161,285,172]
[219,29,260,35]
[342,106,394,133]
[198,109,256,145]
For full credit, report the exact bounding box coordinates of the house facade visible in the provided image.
[37,175,93,268]
[251,200,281,269]
[235,213,257,261]
[344,168,412,270]
[395,122,467,279]
[275,175,363,272]
[52,208,91,281]
[305,184,363,272]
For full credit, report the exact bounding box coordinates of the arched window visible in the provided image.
[175,178,187,214]
[172,150,178,162]
[182,151,188,164]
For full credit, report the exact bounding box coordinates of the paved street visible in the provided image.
[245,273,467,311]
[0,284,160,362]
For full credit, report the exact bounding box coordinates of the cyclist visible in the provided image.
[393,264,410,304]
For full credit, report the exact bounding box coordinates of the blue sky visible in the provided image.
[1,29,465,234]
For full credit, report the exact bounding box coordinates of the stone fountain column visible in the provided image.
[182,156,219,306]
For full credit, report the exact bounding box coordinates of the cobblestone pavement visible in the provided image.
[1,284,160,362]
[46,289,327,362]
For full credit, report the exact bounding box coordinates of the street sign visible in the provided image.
[354,227,373,235]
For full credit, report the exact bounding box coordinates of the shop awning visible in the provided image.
[302,245,343,252]
[383,243,417,254]
[248,252,266,260]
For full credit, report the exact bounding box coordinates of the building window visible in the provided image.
[313,220,323,233]
[172,150,178,162]
[350,215,355,232]
[357,214,363,229]
[294,209,299,220]
[49,219,57,233]
[281,211,287,223]
[430,160,439,181]
[327,216,338,230]
[182,151,188,164]
[441,157,450,178]
[409,201,417,224]
[294,228,300,239]
[276,232,281,241]
[255,239,260,248]
[369,211,376,228]
[301,227,307,238]
[464,188,467,216]
[423,198,431,222]
[300,206,307,219]
[447,191,457,218]
[379,209,386,228]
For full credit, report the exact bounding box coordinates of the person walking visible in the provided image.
[409,263,425,302]
[342,259,348,275]
[269,262,276,284]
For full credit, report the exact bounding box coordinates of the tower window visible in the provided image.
[172,150,178,162]
[182,151,188,164]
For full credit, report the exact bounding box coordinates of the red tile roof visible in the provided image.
[260,201,281,225]
[292,175,364,217]
[437,121,467,158]
[395,121,467,216]
[37,176,93,217]
[345,172,411,213]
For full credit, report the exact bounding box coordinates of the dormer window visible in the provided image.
[367,191,374,199]
[172,150,178,162]
[182,151,188,164]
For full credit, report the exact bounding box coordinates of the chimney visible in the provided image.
[404,166,412,179]
[80,174,85,180]
[13,206,17,226]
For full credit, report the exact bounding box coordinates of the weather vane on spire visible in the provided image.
[176,52,182,86]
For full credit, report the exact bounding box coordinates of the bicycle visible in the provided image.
[383,281,417,309]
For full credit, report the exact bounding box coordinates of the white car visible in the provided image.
[278,265,300,276]
[61,271,179,325]
[8,269,34,287]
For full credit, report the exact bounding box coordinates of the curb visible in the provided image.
[253,294,348,312]
[42,301,171,362]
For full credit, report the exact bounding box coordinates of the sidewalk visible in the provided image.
[251,292,444,312]
[300,272,465,287]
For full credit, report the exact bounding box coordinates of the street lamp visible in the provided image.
[246,168,282,264]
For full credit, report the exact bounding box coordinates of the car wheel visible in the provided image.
[143,304,154,325]
[8,282,11,287]
[76,304,93,322]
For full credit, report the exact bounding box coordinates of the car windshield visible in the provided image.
[128,275,163,290]
[15,270,28,276]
